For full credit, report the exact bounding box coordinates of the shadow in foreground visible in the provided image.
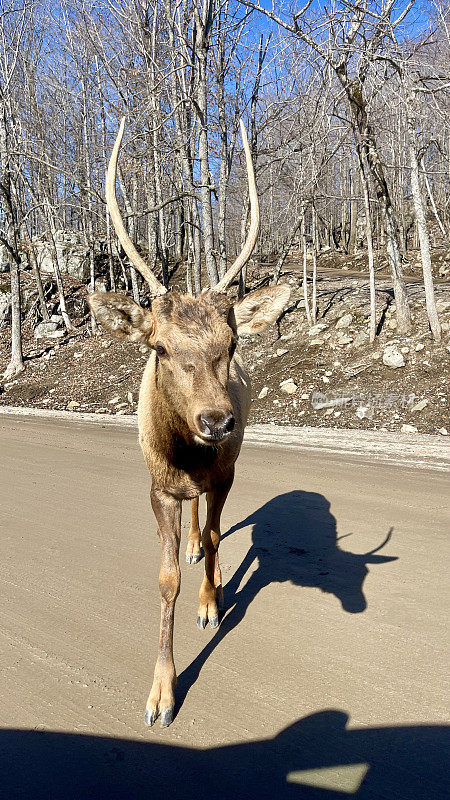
[1,711,448,799]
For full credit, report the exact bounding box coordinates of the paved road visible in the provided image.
[0,414,448,799]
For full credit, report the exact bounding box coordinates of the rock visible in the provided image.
[301,393,309,400]
[258,386,269,399]
[353,331,369,348]
[95,407,109,414]
[387,319,397,329]
[401,424,418,433]
[108,395,121,404]
[275,348,289,357]
[34,321,59,339]
[50,314,63,324]
[336,313,353,329]
[67,400,80,410]
[0,243,11,272]
[356,406,371,419]
[372,352,381,360]
[73,352,83,358]
[401,347,410,354]
[410,398,428,413]
[415,342,425,351]
[139,344,150,354]
[308,323,327,336]
[337,333,353,345]
[322,376,330,383]
[309,338,325,346]
[0,291,11,328]
[383,345,405,369]
[35,230,90,280]
[436,300,450,313]
[279,378,297,395]
[127,392,135,404]
[439,427,448,436]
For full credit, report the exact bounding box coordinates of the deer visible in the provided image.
[88,118,290,728]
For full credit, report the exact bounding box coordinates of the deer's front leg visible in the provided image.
[197,472,234,630]
[145,486,181,728]
[186,496,202,564]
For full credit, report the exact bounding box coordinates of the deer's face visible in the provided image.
[150,292,236,442]
[88,284,290,444]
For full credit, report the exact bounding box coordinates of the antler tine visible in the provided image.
[214,119,260,293]
[366,527,394,556]
[106,118,166,296]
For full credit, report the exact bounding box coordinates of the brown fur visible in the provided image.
[88,283,290,727]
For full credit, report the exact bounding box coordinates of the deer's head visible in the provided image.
[88,119,290,444]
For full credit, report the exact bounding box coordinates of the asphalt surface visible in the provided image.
[0,412,448,799]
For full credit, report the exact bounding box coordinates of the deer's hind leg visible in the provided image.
[197,471,233,629]
[186,496,202,564]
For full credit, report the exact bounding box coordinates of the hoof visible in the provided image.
[144,707,157,727]
[197,615,207,629]
[186,552,201,564]
[160,707,174,728]
[209,615,219,629]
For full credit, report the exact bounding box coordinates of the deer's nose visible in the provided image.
[196,409,235,440]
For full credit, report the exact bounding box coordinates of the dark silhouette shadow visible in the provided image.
[178,491,396,710]
[1,710,447,799]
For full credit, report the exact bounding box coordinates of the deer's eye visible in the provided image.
[155,343,167,357]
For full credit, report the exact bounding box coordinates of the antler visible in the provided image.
[214,120,260,293]
[366,527,394,556]
[106,118,166,296]
[107,118,259,296]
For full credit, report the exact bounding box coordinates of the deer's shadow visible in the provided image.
[177,490,396,711]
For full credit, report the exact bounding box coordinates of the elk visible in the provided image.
[88,118,290,727]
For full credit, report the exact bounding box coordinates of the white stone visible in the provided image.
[401,424,418,433]
[67,400,80,410]
[337,333,353,345]
[279,378,297,395]
[410,398,428,413]
[276,348,289,357]
[336,313,353,329]
[308,323,327,336]
[382,345,405,369]
[438,427,448,436]
[258,387,269,399]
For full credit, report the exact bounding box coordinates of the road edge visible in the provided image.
[1,404,449,470]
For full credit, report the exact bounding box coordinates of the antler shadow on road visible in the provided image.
[177,490,396,711]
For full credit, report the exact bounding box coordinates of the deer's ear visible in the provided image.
[87,292,155,343]
[231,285,291,335]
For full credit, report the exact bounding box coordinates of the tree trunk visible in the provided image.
[356,144,376,342]
[301,202,313,327]
[311,205,318,324]
[407,110,441,341]
[340,75,411,332]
